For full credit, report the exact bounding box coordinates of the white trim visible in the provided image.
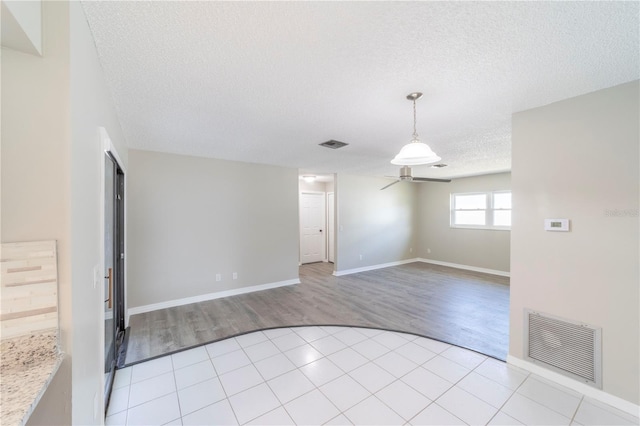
[418,258,510,278]
[450,225,511,231]
[299,190,326,194]
[507,355,640,417]
[98,131,106,414]
[331,257,510,279]
[100,127,127,174]
[327,191,335,263]
[450,190,512,230]
[333,258,419,277]
[127,278,301,317]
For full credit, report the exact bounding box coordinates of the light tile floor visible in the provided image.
[106,327,639,426]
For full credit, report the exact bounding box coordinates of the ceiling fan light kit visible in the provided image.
[380,165,451,190]
[391,92,441,166]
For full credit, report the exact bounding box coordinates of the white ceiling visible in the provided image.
[82,1,639,179]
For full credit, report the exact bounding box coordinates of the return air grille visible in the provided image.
[524,310,602,388]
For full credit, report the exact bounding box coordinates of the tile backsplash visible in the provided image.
[1,241,58,340]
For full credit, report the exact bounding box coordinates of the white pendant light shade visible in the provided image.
[391,139,441,165]
[391,92,441,166]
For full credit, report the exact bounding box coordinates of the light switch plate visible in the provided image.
[545,218,570,231]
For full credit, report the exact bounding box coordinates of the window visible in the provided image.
[450,191,511,229]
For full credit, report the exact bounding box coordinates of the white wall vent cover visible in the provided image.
[524,309,602,388]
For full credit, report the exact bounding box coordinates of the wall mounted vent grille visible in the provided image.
[319,140,349,149]
[524,309,602,388]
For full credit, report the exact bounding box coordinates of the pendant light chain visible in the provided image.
[391,91,441,166]
[412,98,419,140]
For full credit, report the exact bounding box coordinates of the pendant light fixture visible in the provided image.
[391,92,441,166]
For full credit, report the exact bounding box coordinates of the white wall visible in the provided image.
[510,81,639,405]
[417,173,511,273]
[127,150,299,309]
[299,179,329,193]
[2,2,129,424]
[326,180,335,193]
[1,2,72,424]
[335,174,417,272]
[1,0,42,55]
[69,1,128,423]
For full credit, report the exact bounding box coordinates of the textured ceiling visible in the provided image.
[82,1,639,179]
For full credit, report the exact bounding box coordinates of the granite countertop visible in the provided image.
[1,331,63,426]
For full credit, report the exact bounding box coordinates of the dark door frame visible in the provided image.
[101,128,127,414]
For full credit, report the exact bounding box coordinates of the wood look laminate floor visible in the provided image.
[125,262,510,366]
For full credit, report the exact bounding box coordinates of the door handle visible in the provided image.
[319,229,323,232]
[105,267,112,309]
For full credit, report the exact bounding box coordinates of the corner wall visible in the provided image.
[416,173,511,274]
[127,150,299,310]
[335,174,417,272]
[1,2,72,424]
[2,2,131,424]
[69,1,129,423]
[510,81,639,405]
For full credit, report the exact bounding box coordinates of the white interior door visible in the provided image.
[327,192,335,263]
[300,192,326,264]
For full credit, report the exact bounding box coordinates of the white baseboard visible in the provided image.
[333,258,419,277]
[507,355,639,417]
[418,258,510,278]
[127,278,301,317]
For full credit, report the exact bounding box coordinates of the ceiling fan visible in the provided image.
[380,166,451,190]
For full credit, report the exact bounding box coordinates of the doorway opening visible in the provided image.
[300,191,326,264]
[298,174,336,277]
[103,133,126,413]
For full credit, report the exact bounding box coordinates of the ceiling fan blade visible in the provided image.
[380,180,401,190]
[412,177,452,183]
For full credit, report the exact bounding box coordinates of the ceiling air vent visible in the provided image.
[524,309,602,388]
[319,140,349,149]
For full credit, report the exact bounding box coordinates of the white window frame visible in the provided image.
[450,190,511,230]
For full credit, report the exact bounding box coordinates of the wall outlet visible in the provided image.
[359,254,363,261]
[216,273,221,282]
[409,248,413,253]
[427,248,431,254]
[232,272,238,280]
